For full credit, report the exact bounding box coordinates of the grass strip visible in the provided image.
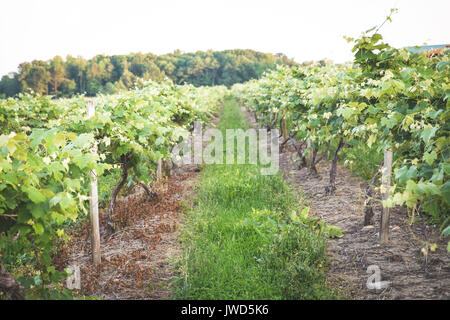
[174,96,336,299]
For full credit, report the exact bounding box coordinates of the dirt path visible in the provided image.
[59,114,221,300]
[243,107,450,300]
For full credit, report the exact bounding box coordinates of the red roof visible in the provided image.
[427,45,450,57]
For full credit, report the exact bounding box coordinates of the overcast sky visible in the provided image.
[0,0,448,77]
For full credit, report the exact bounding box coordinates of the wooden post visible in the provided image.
[66,265,81,290]
[163,159,172,177]
[281,116,288,139]
[156,158,163,179]
[86,101,101,265]
[380,148,393,244]
[307,139,312,166]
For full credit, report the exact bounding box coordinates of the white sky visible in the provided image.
[0,0,449,77]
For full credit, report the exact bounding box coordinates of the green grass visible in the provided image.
[339,140,383,182]
[174,96,336,299]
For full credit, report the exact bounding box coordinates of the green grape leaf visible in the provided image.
[73,133,94,149]
[423,151,437,165]
[24,186,47,204]
[420,127,438,144]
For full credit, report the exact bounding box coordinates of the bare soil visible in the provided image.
[243,107,450,300]
[57,166,198,300]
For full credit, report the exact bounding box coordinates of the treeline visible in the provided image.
[0,50,294,98]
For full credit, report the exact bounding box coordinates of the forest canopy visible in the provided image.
[0,49,294,98]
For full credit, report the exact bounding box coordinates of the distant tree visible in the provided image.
[2,49,294,97]
[156,57,176,79]
[0,73,21,98]
[66,55,87,94]
[129,62,147,78]
[59,79,77,96]
[49,56,67,95]
[86,56,111,86]
[120,69,137,89]
[18,60,51,95]
[129,53,148,78]
[115,79,127,92]
[101,82,118,95]
[86,79,101,96]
